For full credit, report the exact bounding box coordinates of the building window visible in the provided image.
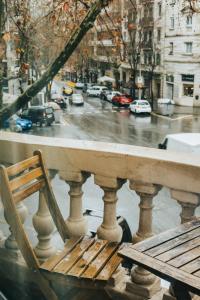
[185,42,193,54]
[156,53,161,65]
[181,74,194,82]
[158,3,161,17]
[169,42,174,55]
[157,29,161,42]
[183,84,194,97]
[170,17,175,29]
[186,15,192,27]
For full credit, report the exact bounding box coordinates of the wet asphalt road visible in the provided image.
[28,93,200,149]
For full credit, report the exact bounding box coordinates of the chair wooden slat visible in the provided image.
[7,155,39,177]
[96,252,123,281]
[67,239,108,277]
[13,179,45,203]
[54,238,95,274]
[81,242,119,280]
[9,167,43,192]
[145,227,200,258]
[40,237,83,272]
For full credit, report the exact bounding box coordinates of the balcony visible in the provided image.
[0,132,199,299]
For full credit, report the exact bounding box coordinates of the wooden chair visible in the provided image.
[118,219,200,300]
[0,150,124,300]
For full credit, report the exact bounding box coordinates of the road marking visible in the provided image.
[151,112,193,121]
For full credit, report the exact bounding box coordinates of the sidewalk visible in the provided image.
[153,104,200,119]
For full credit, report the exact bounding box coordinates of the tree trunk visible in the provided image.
[0,0,108,127]
[0,0,5,110]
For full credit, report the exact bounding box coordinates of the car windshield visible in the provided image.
[139,101,149,105]
[73,94,82,98]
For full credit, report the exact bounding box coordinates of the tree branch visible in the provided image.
[0,0,108,127]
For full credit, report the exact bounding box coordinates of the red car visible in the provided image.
[112,94,133,107]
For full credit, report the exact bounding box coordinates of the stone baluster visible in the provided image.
[125,182,161,300]
[171,189,200,224]
[33,169,57,262]
[5,202,28,250]
[94,176,125,242]
[163,190,200,300]
[59,171,90,238]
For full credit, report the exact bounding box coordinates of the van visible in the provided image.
[21,106,55,126]
[87,85,109,97]
[158,133,200,154]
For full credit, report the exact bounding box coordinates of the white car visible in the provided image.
[130,100,152,114]
[87,85,109,97]
[157,98,175,105]
[71,93,84,105]
[103,91,122,102]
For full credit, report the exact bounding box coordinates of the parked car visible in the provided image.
[158,133,200,153]
[102,91,122,102]
[75,82,85,89]
[112,94,133,107]
[21,106,55,126]
[70,93,84,105]
[130,100,152,114]
[62,87,73,96]
[87,85,109,97]
[4,114,32,132]
[157,98,175,105]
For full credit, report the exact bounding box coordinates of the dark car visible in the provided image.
[112,94,133,107]
[4,114,32,132]
[21,106,55,126]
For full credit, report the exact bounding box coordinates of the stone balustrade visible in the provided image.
[0,132,200,300]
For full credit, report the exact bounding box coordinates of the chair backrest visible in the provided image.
[0,150,69,269]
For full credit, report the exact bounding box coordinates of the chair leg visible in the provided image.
[172,282,191,300]
[33,270,58,300]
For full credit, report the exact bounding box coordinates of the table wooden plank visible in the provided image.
[67,239,108,277]
[155,236,200,262]
[132,219,200,252]
[167,246,200,268]
[40,237,83,271]
[194,270,200,278]
[180,258,200,274]
[118,247,200,294]
[96,252,122,281]
[53,238,95,274]
[145,228,200,258]
[81,242,119,279]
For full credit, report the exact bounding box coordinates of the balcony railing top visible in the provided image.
[0,131,200,194]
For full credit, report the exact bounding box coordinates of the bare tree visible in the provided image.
[0,0,111,127]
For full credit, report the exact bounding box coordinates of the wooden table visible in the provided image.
[119,219,200,300]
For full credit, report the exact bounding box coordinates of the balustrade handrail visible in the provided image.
[0,131,200,194]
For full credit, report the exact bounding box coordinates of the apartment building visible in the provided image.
[161,0,200,106]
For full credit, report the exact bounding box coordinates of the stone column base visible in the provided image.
[126,277,161,299]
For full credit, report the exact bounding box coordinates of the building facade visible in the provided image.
[162,0,200,106]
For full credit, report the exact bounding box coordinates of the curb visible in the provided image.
[151,112,193,121]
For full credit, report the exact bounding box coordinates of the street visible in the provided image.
[28,94,200,148]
